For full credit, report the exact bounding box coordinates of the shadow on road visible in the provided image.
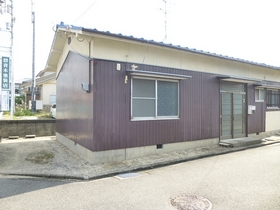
[0,178,73,199]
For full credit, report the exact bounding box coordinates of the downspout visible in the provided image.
[88,39,92,93]
[79,36,92,93]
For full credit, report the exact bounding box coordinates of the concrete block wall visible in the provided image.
[43,105,52,113]
[0,120,56,137]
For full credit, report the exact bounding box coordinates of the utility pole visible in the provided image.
[9,0,15,119]
[31,0,36,112]
[0,0,14,118]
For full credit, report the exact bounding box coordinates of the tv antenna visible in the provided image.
[160,0,175,43]
[162,0,168,42]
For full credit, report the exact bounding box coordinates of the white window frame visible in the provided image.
[131,76,179,121]
[255,88,265,102]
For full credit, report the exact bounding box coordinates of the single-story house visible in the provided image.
[20,70,56,112]
[45,22,280,164]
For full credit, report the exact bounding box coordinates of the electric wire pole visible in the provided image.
[31,0,36,112]
[0,0,15,119]
[9,0,15,119]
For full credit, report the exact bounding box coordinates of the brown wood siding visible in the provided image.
[58,53,275,152]
[92,60,220,151]
[56,53,279,152]
[247,84,266,133]
[56,52,94,149]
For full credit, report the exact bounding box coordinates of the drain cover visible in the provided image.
[170,194,212,210]
[115,172,142,179]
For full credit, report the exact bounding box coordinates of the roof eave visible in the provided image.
[81,27,280,70]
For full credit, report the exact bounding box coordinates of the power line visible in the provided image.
[73,0,99,24]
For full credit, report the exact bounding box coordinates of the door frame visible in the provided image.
[220,81,248,140]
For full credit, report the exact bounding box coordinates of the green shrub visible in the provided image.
[14,94,34,116]
[15,94,25,105]
[14,103,34,116]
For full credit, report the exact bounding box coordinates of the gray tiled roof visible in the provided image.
[57,22,280,70]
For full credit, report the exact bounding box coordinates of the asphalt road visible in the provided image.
[1,143,280,210]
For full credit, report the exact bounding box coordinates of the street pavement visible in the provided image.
[0,143,280,209]
[0,135,280,180]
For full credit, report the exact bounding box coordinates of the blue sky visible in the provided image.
[12,0,280,80]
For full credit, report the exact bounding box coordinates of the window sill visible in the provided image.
[131,117,180,121]
[266,107,280,111]
[255,100,264,102]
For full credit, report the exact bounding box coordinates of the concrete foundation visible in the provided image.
[248,129,280,139]
[56,132,219,165]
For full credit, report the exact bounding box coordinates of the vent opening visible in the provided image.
[156,144,163,149]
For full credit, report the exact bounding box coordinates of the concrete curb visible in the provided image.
[85,140,279,180]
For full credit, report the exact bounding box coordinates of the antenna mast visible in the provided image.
[163,0,167,42]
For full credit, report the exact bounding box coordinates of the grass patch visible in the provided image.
[26,151,54,164]
[36,111,52,119]
[4,110,52,119]
[14,109,34,116]
[3,111,10,115]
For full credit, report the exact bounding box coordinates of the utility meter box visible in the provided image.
[248,105,256,114]
[28,100,43,110]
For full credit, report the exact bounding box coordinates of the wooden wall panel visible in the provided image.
[247,84,266,133]
[56,55,278,152]
[56,52,94,150]
[93,60,220,151]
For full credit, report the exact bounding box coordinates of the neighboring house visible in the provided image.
[45,22,280,165]
[15,81,21,96]
[20,70,56,112]
[15,78,30,96]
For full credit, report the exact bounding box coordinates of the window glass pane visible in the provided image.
[267,89,279,108]
[222,107,231,115]
[255,89,259,100]
[259,89,265,100]
[234,109,243,114]
[157,81,178,116]
[132,99,155,117]
[133,79,155,97]
[256,89,265,101]
[221,81,244,92]
[50,95,56,104]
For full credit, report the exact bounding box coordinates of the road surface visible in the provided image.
[1,143,280,209]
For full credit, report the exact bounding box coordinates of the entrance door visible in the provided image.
[220,82,246,140]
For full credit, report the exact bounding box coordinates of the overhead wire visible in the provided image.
[72,0,99,24]
[142,41,150,64]
[55,0,101,60]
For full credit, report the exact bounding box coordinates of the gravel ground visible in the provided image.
[0,136,280,180]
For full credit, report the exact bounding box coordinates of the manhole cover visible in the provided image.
[170,194,212,210]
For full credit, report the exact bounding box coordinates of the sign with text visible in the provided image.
[1,91,9,111]
[2,56,10,90]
